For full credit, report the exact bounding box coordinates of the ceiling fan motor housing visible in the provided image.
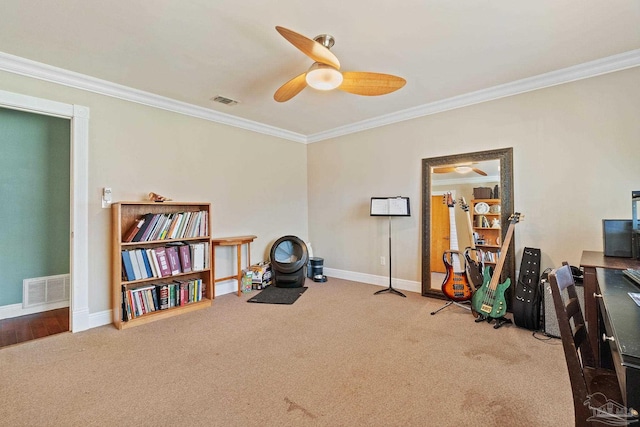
[270,235,309,288]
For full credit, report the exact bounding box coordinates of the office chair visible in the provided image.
[549,263,623,426]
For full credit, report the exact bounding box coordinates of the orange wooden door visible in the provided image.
[430,195,450,274]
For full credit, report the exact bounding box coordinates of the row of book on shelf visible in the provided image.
[123,210,208,243]
[121,242,209,282]
[122,279,205,321]
[482,250,500,263]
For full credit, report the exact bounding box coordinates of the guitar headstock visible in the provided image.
[443,192,455,208]
[459,197,469,212]
[508,212,523,224]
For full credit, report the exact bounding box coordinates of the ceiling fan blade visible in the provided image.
[275,26,340,69]
[338,72,406,96]
[472,168,488,176]
[274,72,308,102]
[433,167,456,174]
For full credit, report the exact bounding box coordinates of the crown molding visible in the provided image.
[307,48,640,143]
[0,51,307,143]
[1,49,638,145]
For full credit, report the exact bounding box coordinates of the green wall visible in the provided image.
[0,108,70,306]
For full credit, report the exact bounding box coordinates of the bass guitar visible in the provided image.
[471,212,521,321]
[458,197,484,291]
[441,193,474,301]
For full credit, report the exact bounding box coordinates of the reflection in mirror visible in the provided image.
[421,148,514,300]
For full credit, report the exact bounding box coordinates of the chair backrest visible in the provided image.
[548,264,594,408]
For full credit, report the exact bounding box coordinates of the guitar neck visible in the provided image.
[464,210,476,250]
[448,206,462,271]
[487,219,517,290]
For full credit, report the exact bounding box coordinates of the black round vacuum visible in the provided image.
[270,235,309,288]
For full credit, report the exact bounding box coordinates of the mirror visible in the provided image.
[421,148,514,299]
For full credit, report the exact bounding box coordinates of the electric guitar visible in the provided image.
[441,193,474,301]
[471,212,521,319]
[458,197,484,291]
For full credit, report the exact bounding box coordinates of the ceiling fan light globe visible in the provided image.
[455,166,473,173]
[305,63,343,90]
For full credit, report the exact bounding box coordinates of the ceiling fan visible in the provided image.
[433,164,488,176]
[273,26,406,102]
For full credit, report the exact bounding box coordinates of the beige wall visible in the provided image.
[0,71,308,314]
[308,67,640,285]
[1,65,638,317]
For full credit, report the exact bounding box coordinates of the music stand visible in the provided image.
[370,197,410,297]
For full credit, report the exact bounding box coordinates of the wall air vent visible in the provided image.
[211,95,239,106]
[22,274,70,308]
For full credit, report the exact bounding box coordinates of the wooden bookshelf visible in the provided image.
[471,198,501,265]
[111,201,213,330]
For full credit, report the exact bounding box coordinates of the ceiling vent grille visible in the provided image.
[211,95,239,106]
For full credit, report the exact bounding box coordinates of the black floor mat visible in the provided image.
[247,286,307,305]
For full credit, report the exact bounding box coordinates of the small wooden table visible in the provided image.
[211,235,257,296]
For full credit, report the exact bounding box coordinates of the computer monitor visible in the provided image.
[603,219,633,258]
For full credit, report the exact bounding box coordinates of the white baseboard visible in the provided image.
[87,310,112,330]
[323,267,421,294]
[0,300,70,320]
[215,280,238,297]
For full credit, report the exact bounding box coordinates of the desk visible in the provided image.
[595,268,640,410]
[211,235,257,296]
[580,251,640,366]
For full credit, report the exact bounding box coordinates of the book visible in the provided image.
[123,217,145,243]
[150,249,162,278]
[145,249,158,278]
[140,250,154,278]
[203,241,210,269]
[176,211,191,239]
[122,288,129,321]
[156,284,170,310]
[167,213,183,240]
[178,244,192,273]
[190,243,205,272]
[159,213,174,240]
[121,251,135,281]
[140,214,161,242]
[149,214,168,241]
[134,250,149,279]
[129,250,143,280]
[154,247,172,277]
[132,213,155,242]
[166,246,182,275]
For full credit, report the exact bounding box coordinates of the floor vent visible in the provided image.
[22,274,70,308]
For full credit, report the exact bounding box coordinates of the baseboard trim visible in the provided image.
[323,267,421,294]
[0,301,70,320]
[215,280,238,297]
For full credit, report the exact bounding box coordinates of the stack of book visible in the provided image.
[122,279,205,321]
[121,242,209,282]
[122,210,209,243]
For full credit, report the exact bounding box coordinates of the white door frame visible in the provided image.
[0,89,90,332]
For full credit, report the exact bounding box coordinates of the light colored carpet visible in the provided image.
[0,277,573,426]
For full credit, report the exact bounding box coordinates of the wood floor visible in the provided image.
[0,308,69,349]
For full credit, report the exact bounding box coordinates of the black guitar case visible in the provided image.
[513,247,542,330]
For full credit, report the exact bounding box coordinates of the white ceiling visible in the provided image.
[1,1,639,140]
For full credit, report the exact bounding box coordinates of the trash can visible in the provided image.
[308,257,327,282]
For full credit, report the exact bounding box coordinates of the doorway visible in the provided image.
[0,89,90,333]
